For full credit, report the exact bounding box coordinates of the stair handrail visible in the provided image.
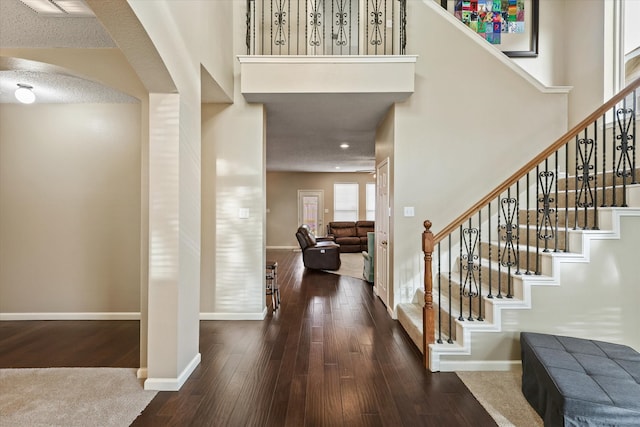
[433,76,640,245]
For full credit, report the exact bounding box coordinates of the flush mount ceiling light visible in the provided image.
[340,143,350,149]
[15,84,36,104]
[18,0,95,17]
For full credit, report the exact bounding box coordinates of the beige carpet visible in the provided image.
[0,367,157,427]
[456,368,543,427]
[325,252,366,280]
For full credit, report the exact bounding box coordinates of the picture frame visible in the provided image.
[442,0,539,58]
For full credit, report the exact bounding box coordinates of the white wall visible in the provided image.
[0,103,141,315]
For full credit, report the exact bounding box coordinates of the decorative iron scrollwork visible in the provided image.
[274,0,288,46]
[334,0,348,46]
[576,138,595,208]
[537,171,555,250]
[500,197,519,268]
[460,228,479,300]
[309,0,323,47]
[615,107,635,181]
[369,0,383,46]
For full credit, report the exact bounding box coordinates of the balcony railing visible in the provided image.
[246,0,407,55]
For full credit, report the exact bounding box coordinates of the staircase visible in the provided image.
[398,78,640,371]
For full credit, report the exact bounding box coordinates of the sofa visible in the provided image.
[326,221,374,253]
[295,225,341,270]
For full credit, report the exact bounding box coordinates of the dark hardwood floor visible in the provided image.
[0,250,496,426]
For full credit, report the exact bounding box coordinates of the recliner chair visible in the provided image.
[296,225,341,270]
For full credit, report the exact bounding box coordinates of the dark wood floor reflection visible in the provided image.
[0,250,496,426]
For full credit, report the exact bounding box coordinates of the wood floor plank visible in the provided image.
[0,249,497,426]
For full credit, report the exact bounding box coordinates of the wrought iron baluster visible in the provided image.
[246,0,252,54]
[615,102,634,207]
[500,191,517,298]
[309,0,323,50]
[437,242,442,344]
[369,0,383,53]
[461,222,479,321]
[400,0,407,55]
[497,196,502,298]
[576,134,595,227]
[487,201,493,298]
[288,0,292,54]
[538,160,555,252]
[593,122,599,230]
[477,210,483,321]
[447,234,453,343]
[612,106,617,206]
[633,90,637,185]
[526,172,531,274]
[273,0,288,50]
[535,165,540,274]
[515,181,521,274]
[554,151,559,252]
[602,112,607,207]
[334,0,349,50]
[564,144,569,243]
[458,225,464,321]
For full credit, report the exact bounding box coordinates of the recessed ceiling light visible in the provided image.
[15,84,36,104]
[335,166,341,170]
[340,143,350,149]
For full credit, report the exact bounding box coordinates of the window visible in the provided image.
[366,183,376,221]
[334,183,358,221]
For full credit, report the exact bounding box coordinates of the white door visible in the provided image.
[376,159,390,308]
[297,190,325,236]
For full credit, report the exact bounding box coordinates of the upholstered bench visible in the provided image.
[520,332,640,426]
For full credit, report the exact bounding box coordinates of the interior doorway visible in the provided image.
[297,190,325,237]
[375,158,390,310]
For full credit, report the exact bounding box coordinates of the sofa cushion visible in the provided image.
[335,236,360,245]
[356,221,375,237]
[329,222,356,238]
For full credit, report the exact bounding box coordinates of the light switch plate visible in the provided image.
[238,208,250,219]
[404,206,415,217]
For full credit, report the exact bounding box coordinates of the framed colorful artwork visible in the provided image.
[443,0,539,58]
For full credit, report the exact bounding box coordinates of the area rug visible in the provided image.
[456,368,543,427]
[324,252,366,280]
[0,367,157,427]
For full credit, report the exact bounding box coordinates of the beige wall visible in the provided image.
[199,0,266,318]
[266,172,376,248]
[389,0,569,312]
[0,103,141,314]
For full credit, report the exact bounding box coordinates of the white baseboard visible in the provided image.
[0,312,141,321]
[266,245,298,250]
[0,311,271,321]
[137,368,148,379]
[441,360,522,372]
[200,308,267,321]
[144,352,201,391]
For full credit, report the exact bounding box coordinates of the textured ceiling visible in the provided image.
[0,0,389,172]
[0,0,115,48]
[0,0,136,104]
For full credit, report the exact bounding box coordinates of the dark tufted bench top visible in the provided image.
[520,332,640,426]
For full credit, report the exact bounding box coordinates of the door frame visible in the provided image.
[297,190,325,237]
[375,158,391,315]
